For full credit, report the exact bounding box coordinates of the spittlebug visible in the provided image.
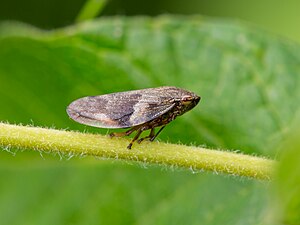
[67,86,200,149]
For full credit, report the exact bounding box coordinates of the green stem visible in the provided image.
[75,0,108,23]
[0,122,275,180]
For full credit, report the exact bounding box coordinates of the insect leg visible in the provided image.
[127,129,143,149]
[137,128,155,144]
[150,126,166,141]
[109,126,139,138]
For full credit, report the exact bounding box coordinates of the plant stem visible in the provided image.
[75,0,108,23]
[0,122,274,180]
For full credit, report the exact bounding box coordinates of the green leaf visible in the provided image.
[0,16,299,224]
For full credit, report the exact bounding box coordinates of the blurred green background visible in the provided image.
[1,1,300,225]
[1,0,300,42]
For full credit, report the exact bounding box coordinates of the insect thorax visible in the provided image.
[139,101,188,130]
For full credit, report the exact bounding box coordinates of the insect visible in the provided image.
[67,86,200,149]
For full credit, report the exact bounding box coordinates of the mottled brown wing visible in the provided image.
[67,90,175,129]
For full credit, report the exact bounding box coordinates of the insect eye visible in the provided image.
[181,95,193,105]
